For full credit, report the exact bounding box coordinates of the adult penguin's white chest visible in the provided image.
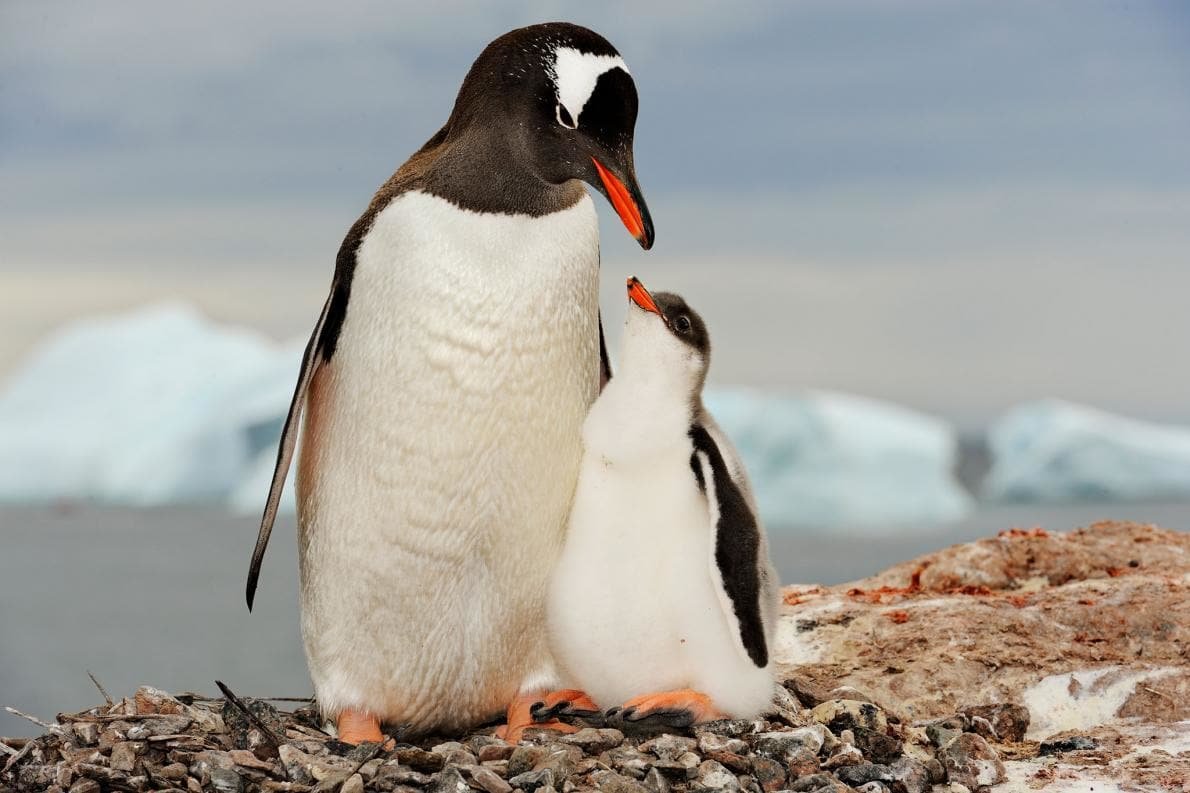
[296,189,600,732]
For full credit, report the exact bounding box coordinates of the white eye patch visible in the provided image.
[552,46,630,129]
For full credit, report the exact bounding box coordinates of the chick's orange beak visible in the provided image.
[593,157,653,249]
[626,276,660,314]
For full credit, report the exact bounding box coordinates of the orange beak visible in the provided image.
[626,276,660,314]
[592,157,653,249]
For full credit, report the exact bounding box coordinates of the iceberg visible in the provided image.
[984,399,1190,503]
[705,388,972,531]
[0,303,301,508]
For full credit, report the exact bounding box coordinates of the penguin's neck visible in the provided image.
[584,359,700,464]
[421,125,586,217]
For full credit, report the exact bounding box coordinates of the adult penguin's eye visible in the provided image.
[675,315,692,333]
[556,103,577,129]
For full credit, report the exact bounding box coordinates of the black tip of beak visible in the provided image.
[636,202,655,251]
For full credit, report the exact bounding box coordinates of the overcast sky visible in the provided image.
[2,1,1189,426]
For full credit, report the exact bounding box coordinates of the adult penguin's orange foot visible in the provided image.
[607,689,722,732]
[495,691,583,743]
[336,709,394,749]
[530,688,602,727]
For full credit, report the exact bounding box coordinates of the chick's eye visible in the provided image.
[555,103,577,129]
[675,315,692,333]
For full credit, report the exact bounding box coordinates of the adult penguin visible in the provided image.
[245,22,653,744]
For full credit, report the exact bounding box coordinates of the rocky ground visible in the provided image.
[2,521,1187,793]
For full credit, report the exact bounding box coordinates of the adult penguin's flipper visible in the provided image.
[244,291,332,610]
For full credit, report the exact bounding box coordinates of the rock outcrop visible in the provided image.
[776,520,1189,791]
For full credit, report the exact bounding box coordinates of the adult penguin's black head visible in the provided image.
[437,22,654,249]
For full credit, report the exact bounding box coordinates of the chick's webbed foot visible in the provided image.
[606,688,722,734]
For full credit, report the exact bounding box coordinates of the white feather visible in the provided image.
[297,190,600,733]
[552,47,629,128]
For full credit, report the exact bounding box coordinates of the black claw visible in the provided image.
[606,706,697,736]
[529,700,555,722]
[533,700,605,728]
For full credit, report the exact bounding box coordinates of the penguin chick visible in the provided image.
[547,277,780,730]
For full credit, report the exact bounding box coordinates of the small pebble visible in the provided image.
[471,766,514,793]
[209,767,244,793]
[691,759,739,792]
[509,767,555,793]
[1038,735,1098,755]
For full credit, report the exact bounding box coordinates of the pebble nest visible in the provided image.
[1,679,1033,793]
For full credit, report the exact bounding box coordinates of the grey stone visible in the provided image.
[396,746,447,773]
[221,697,283,751]
[935,733,1005,790]
[809,700,888,734]
[208,767,244,793]
[479,743,516,762]
[834,763,894,787]
[561,728,625,754]
[602,745,650,779]
[431,765,472,793]
[642,767,670,793]
[471,766,515,793]
[693,719,762,739]
[638,734,697,761]
[277,744,316,785]
[787,747,822,777]
[71,722,100,746]
[433,741,479,767]
[925,722,961,749]
[109,741,143,772]
[697,733,749,755]
[126,715,193,739]
[788,773,840,792]
[821,745,864,769]
[762,685,805,726]
[509,768,555,793]
[1038,735,1098,755]
[754,730,823,763]
[690,759,740,792]
[889,756,930,793]
[748,756,785,792]
[468,734,509,755]
[373,764,433,788]
[850,726,903,764]
[508,745,547,777]
[592,769,649,793]
[649,758,697,782]
[958,704,1029,743]
[340,774,365,793]
[537,744,582,784]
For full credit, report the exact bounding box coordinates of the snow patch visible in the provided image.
[997,762,1128,793]
[1022,667,1177,740]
